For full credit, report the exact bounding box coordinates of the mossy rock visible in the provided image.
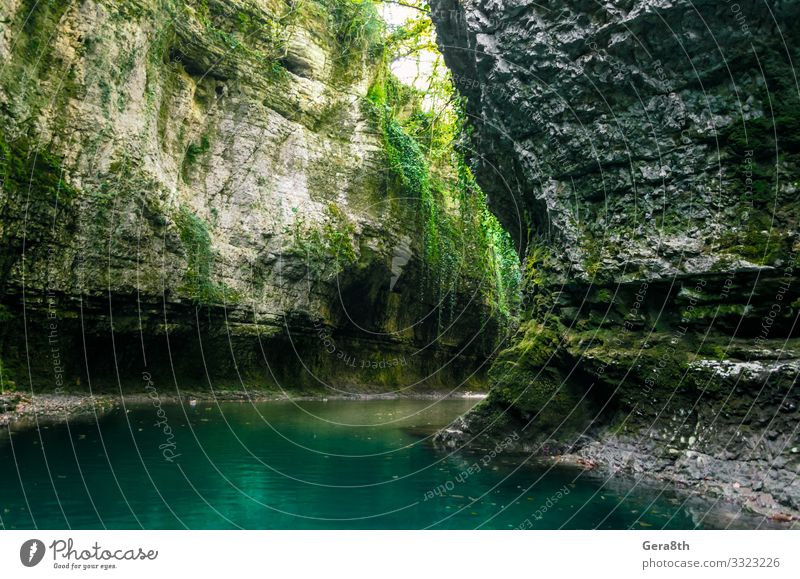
[717,212,790,265]
[0,131,79,204]
[487,321,582,426]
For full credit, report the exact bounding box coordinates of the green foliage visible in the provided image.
[182,134,211,178]
[291,203,359,278]
[184,0,290,79]
[522,242,549,288]
[367,71,416,112]
[174,206,236,305]
[682,303,749,321]
[385,114,430,197]
[364,18,522,331]
[385,12,436,55]
[454,160,522,318]
[320,0,385,80]
[581,231,607,280]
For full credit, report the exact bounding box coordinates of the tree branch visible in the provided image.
[377,1,430,15]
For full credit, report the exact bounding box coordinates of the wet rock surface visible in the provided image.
[430,0,800,518]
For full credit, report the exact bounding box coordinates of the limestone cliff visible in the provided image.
[431,0,800,517]
[0,0,497,393]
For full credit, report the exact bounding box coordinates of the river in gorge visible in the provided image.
[0,398,776,529]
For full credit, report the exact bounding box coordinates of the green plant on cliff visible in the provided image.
[185,135,211,167]
[322,0,385,79]
[290,203,359,278]
[183,0,291,79]
[174,205,236,305]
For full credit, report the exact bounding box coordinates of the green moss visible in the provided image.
[181,0,290,80]
[486,321,575,417]
[9,0,70,76]
[596,288,613,303]
[0,130,78,204]
[697,342,729,361]
[718,213,789,265]
[725,116,775,156]
[497,321,559,368]
[0,357,18,392]
[682,303,749,321]
[0,0,81,136]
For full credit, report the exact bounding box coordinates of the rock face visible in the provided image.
[431,0,800,517]
[0,0,495,393]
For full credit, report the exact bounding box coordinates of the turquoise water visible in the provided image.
[0,398,768,529]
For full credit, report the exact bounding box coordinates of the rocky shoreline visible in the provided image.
[557,443,799,526]
[0,393,118,429]
[0,390,487,430]
[436,411,799,526]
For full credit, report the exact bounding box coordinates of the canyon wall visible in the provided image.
[0,0,497,394]
[431,0,800,517]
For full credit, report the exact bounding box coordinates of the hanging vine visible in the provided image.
[363,5,522,336]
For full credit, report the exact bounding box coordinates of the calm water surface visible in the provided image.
[0,398,770,529]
